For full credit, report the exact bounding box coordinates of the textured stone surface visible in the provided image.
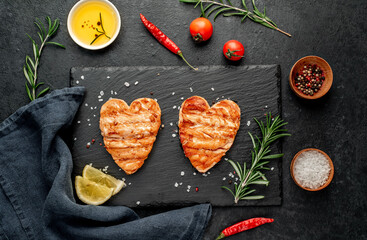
[0,0,366,239]
[70,65,281,207]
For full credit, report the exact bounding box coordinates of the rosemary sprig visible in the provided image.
[24,16,65,101]
[90,13,111,45]
[179,0,291,37]
[222,113,290,203]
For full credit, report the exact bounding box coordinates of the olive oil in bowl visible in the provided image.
[68,0,120,50]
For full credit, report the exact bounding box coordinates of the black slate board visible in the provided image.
[70,65,282,207]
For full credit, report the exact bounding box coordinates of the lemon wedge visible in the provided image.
[82,164,125,195]
[75,176,114,205]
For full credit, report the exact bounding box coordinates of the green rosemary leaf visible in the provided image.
[227,0,233,6]
[214,8,233,21]
[50,19,60,36]
[241,189,256,197]
[249,180,269,186]
[37,32,44,42]
[251,0,261,17]
[25,82,33,101]
[34,21,44,39]
[207,6,223,17]
[35,82,44,88]
[242,195,264,200]
[35,18,46,35]
[262,153,284,159]
[221,186,236,197]
[241,13,248,22]
[23,66,32,85]
[46,42,66,48]
[90,34,103,45]
[46,16,52,33]
[200,2,206,18]
[254,161,270,168]
[26,33,35,44]
[202,3,214,14]
[242,0,248,10]
[26,56,35,70]
[37,87,49,98]
[223,12,246,17]
[227,160,242,177]
[194,0,201,8]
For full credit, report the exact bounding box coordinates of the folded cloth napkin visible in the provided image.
[0,87,211,240]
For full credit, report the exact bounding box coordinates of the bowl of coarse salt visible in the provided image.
[290,148,334,191]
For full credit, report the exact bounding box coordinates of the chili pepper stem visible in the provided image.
[215,233,226,240]
[178,51,198,71]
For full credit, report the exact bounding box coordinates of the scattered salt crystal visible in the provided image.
[221,96,224,98]
[94,106,97,109]
[173,106,177,109]
[107,76,110,79]
[114,92,117,95]
[136,201,140,205]
[172,134,176,137]
[124,82,130,87]
[202,173,207,177]
[81,75,84,80]
[87,119,90,122]
[193,172,197,176]
[181,171,185,176]
[74,138,77,141]
[224,158,228,161]
[100,91,104,96]
[178,106,180,110]
[76,80,79,84]
[187,189,190,192]
[179,182,183,185]
[293,150,331,189]
[190,87,193,92]
[187,185,191,189]
[181,97,184,100]
[128,183,131,185]
[265,105,268,109]
[235,177,238,181]
[98,95,102,99]
[85,103,88,107]
[247,121,251,126]
[77,121,81,124]
[207,172,210,175]
[161,124,165,128]
[122,178,126,181]
[88,124,91,126]
[154,98,158,102]
[271,167,274,171]
[174,182,179,187]
[170,122,173,126]
[172,92,175,95]
[135,81,139,85]
[98,99,103,102]
[211,87,215,91]
[111,90,114,94]
[223,177,226,181]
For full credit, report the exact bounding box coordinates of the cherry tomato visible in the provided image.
[189,17,213,42]
[223,40,245,61]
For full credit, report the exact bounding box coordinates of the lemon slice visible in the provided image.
[75,176,114,205]
[82,165,125,195]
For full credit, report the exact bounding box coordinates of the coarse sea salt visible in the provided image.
[293,150,331,189]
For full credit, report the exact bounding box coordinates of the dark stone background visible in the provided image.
[0,0,366,239]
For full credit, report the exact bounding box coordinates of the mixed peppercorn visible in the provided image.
[294,64,325,96]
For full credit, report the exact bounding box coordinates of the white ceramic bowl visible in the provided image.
[67,0,121,50]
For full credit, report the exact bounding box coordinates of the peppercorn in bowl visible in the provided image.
[289,56,333,99]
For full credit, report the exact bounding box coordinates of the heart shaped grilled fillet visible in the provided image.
[100,98,161,175]
[179,96,241,173]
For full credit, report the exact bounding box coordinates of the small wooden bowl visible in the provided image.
[290,148,334,191]
[289,56,333,99]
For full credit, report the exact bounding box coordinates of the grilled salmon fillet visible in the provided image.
[179,96,241,173]
[100,98,161,175]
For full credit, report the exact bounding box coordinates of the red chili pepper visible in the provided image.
[140,13,198,71]
[216,217,274,239]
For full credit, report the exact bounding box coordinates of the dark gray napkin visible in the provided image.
[0,87,211,240]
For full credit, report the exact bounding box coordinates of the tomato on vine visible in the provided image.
[189,17,213,42]
[223,40,245,61]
